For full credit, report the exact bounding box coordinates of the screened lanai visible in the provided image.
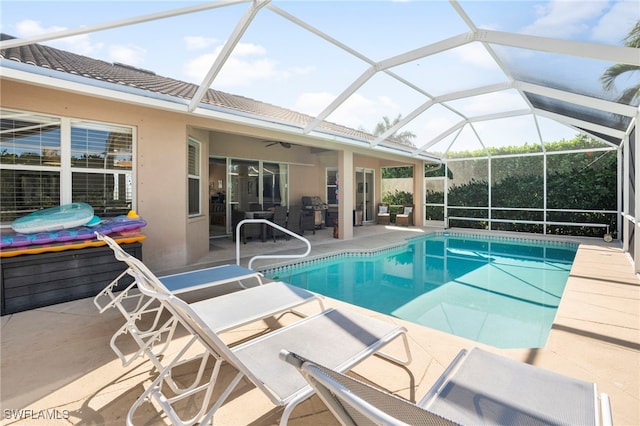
[1,0,639,269]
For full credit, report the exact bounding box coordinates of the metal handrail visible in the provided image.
[235,219,312,269]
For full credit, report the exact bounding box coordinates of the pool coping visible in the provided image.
[259,229,581,276]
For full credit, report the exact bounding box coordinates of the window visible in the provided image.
[70,120,134,215]
[188,138,201,216]
[0,108,134,222]
[326,168,338,205]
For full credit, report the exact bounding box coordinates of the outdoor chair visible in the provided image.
[271,205,289,241]
[231,210,247,244]
[210,202,225,226]
[286,205,302,235]
[125,262,412,426]
[232,209,261,243]
[95,261,267,367]
[281,347,613,426]
[376,203,390,225]
[94,232,324,371]
[395,204,414,226]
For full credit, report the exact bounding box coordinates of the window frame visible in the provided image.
[0,108,135,222]
[326,167,338,206]
[188,137,202,217]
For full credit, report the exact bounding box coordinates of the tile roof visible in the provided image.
[0,33,382,146]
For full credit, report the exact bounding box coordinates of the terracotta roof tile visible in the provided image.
[0,33,376,144]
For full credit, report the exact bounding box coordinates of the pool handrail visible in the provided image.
[235,218,311,269]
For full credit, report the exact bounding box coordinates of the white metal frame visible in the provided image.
[1,1,636,158]
[1,0,636,260]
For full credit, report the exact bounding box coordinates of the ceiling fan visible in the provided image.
[264,140,292,149]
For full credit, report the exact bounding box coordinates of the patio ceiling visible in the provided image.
[1,0,638,161]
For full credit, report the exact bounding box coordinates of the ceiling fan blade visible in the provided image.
[264,140,292,148]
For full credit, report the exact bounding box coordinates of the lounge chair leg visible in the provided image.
[198,371,245,425]
[279,388,315,426]
[127,337,223,426]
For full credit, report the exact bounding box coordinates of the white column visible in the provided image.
[633,117,640,273]
[338,150,354,239]
[621,136,628,252]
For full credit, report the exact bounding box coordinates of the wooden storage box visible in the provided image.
[1,242,142,315]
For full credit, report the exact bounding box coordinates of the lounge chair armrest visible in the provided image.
[418,349,468,407]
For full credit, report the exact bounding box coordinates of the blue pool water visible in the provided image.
[265,233,578,349]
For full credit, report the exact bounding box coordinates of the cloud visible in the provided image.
[377,95,400,110]
[15,19,103,55]
[451,43,497,70]
[232,42,267,57]
[294,91,403,132]
[423,116,457,136]
[16,19,65,37]
[591,0,639,44]
[521,0,608,38]
[184,35,218,51]
[294,92,336,117]
[109,44,147,66]
[294,91,377,129]
[183,41,311,87]
[330,93,383,131]
[448,90,529,116]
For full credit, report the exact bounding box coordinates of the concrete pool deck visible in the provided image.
[1,225,638,425]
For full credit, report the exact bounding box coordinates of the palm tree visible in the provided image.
[373,114,416,147]
[600,20,640,106]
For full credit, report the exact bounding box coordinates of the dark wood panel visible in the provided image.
[1,243,142,315]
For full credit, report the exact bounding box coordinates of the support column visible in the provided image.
[622,135,628,252]
[338,150,354,240]
[414,163,423,227]
[633,121,640,274]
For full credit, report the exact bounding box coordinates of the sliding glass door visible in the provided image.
[228,159,260,212]
[262,162,288,209]
[355,168,375,223]
[224,158,289,233]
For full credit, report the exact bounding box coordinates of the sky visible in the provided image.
[1,0,637,154]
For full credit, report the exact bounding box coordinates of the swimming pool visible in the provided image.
[265,233,578,349]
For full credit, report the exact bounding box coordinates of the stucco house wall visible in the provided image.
[2,80,196,270]
[2,78,425,272]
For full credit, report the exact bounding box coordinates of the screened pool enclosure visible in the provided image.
[1,0,638,269]
[425,138,619,237]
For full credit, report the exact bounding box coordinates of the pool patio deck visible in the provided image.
[1,225,639,425]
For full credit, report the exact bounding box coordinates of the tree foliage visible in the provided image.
[425,135,618,237]
[382,166,413,178]
[382,189,413,205]
[600,19,640,106]
[373,114,416,147]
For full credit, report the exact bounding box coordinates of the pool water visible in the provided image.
[265,233,578,349]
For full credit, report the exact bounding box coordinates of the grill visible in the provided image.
[301,196,327,228]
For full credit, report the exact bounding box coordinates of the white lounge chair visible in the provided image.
[94,232,324,370]
[125,261,412,426]
[95,238,265,323]
[281,347,613,426]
